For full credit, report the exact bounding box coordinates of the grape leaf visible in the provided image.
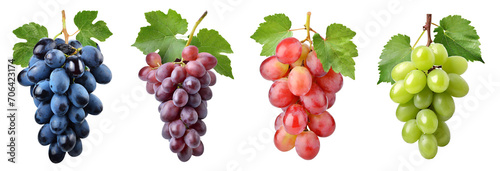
[312,23,358,80]
[377,34,412,84]
[12,22,48,67]
[250,14,293,56]
[191,29,234,79]
[74,11,113,47]
[132,10,188,63]
[434,15,482,62]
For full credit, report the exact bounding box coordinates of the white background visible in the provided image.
[1,0,499,170]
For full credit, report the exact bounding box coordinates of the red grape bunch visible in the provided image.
[138,45,217,162]
[260,37,343,160]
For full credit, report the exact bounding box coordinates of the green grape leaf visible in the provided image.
[377,34,412,84]
[434,15,482,62]
[250,14,293,56]
[191,29,234,79]
[312,23,358,80]
[12,22,48,67]
[74,10,113,47]
[132,9,188,62]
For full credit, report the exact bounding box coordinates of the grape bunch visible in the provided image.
[260,37,342,160]
[17,38,112,163]
[390,43,469,159]
[138,45,216,162]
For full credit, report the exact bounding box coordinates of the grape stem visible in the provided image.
[185,11,208,47]
[61,10,71,44]
[427,65,442,73]
[412,30,426,50]
[301,12,313,45]
[424,14,432,47]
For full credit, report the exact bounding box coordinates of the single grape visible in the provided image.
[72,120,90,138]
[162,122,172,140]
[33,38,56,59]
[325,90,336,109]
[413,86,433,109]
[67,105,85,124]
[268,78,298,108]
[274,126,297,152]
[65,56,85,78]
[187,93,202,108]
[68,138,83,157]
[182,45,199,61]
[50,94,69,116]
[190,120,207,136]
[146,52,162,68]
[55,38,65,46]
[33,79,53,101]
[446,73,469,97]
[177,146,193,162]
[138,66,152,81]
[38,124,56,146]
[80,46,104,68]
[35,101,54,124]
[391,61,416,81]
[185,61,206,78]
[396,99,419,122]
[416,109,438,134]
[198,71,211,88]
[308,111,335,137]
[196,52,217,70]
[184,129,201,148]
[27,61,52,83]
[145,82,155,94]
[180,107,198,126]
[427,69,449,93]
[275,37,302,64]
[84,94,103,115]
[274,112,284,130]
[401,119,422,143]
[171,66,186,84]
[195,101,208,119]
[183,76,201,94]
[48,143,66,163]
[169,119,186,139]
[155,86,172,102]
[160,100,181,122]
[161,77,177,93]
[173,88,189,107]
[192,141,204,156]
[316,68,343,93]
[68,83,90,108]
[300,83,328,115]
[283,104,308,135]
[44,49,66,68]
[389,80,413,104]
[291,44,310,68]
[207,70,217,86]
[288,66,312,96]
[305,51,326,77]
[418,134,438,159]
[74,71,97,93]
[169,137,185,153]
[49,114,68,135]
[17,68,35,86]
[434,121,451,147]
[411,46,435,71]
[68,40,82,49]
[57,128,77,152]
[404,70,427,94]
[199,87,213,100]
[442,56,467,75]
[295,131,320,160]
[260,56,289,81]
[429,43,448,65]
[91,64,112,84]
[432,92,455,121]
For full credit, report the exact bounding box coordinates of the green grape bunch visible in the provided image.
[390,43,469,159]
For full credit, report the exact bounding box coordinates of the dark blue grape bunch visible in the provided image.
[17,37,112,163]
